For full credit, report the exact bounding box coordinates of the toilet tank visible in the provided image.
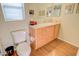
[12,30,27,44]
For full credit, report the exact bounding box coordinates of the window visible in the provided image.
[1,3,25,21]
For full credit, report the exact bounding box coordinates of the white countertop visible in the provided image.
[29,22,60,29]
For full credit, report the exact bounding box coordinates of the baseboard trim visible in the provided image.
[58,37,78,48]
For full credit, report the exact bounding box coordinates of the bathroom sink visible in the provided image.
[29,22,60,29]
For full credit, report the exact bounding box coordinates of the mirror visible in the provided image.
[53,4,62,16]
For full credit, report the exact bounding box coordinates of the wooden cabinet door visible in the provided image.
[29,27,35,37]
[35,25,55,49]
[54,24,60,39]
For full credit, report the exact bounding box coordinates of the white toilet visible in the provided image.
[12,30,31,56]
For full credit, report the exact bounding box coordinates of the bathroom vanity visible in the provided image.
[29,22,60,50]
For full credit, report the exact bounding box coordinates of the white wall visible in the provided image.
[0,4,30,54]
[0,21,28,47]
[58,4,79,47]
[58,15,79,47]
[0,40,5,55]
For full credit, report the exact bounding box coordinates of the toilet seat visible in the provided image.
[16,42,31,56]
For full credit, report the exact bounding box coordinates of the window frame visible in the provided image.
[1,3,25,22]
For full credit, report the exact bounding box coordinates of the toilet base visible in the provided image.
[16,42,31,56]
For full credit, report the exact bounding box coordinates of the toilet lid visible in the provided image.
[16,42,31,56]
